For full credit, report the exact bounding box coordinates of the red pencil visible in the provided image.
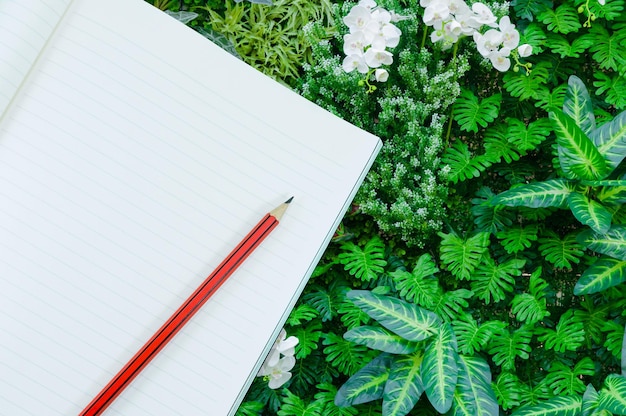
[79,197,293,416]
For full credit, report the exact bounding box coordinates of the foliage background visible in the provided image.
[148,0,626,414]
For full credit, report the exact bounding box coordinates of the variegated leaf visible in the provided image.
[511,395,582,416]
[335,353,392,407]
[590,111,626,171]
[563,75,596,134]
[449,355,498,416]
[567,192,612,233]
[491,179,576,208]
[382,352,425,416]
[550,108,609,180]
[598,374,626,414]
[421,323,459,414]
[596,183,626,206]
[347,291,441,342]
[577,225,626,261]
[574,257,626,295]
[344,326,420,354]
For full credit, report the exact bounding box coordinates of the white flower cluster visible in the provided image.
[421,0,532,71]
[342,0,404,83]
[256,328,299,389]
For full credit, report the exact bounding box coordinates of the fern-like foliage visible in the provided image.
[453,313,506,355]
[538,230,584,269]
[338,237,387,282]
[594,72,626,110]
[442,140,492,184]
[453,89,501,133]
[277,389,324,416]
[470,257,525,304]
[538,4,581,34]
[431,289,473,322]
[546,357,595,395]
[303,280,349,322]
[294,321,323,359]
[493,372,523,411]
[390,253,440,308]
[537,309,585,353]
[546,33,593,58]
[471,187,515,234]
[488,325,533,371]
[506,117,552,152]
[322,332,372,376]
[483,124,523,164]
[588,24,626,72]
[287,304,320,326]
[503,61,550,100]
[313,383,359,416]
[497,225,539,254]
[510,268,551,324]
[438,231,490,280]
[602,320,625,359]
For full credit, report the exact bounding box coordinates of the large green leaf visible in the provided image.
[538,231,584,269]
[578,225,626,260]
[549,108,609,180]
[582,384,611,416]
[574,257,626,295]
[421,323,459,413]
[567,192,613,233]
[335,353,392,406]
[598,374,626,414]
[597,183,626,206]
[622,326,626,378]
[491,179,576,208]
[449,355,498,416]
[347,291,441,342]
[536,309,585,353]
[590,111,626,171]
[453,89,501,133]
[511,395,582,416]
[438,231,490,281]
[344,326,420,355]
[563,75,596,134]
[382,352,425,416]
[470,258,525,304]
[338,237,387,281]
[488,325,533,371]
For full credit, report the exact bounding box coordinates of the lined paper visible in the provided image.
[0,0,71,118]
[0,0,381,414]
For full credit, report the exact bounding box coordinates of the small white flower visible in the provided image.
[470,2,497,27]
[498,16,520,49]
[375,68,389,82]
[489,47,512,71]
[517,43,532,57]
[275,329,299,357]
[423,2,451,27]
[258,356,296,389]
[343,54,369,73]
[474,29,504,57]
[444,19,463,38]
[389,11,411,22]
[358,0,377,11]
[598,0,605,5]
[364,48,393,67]
[343,32,367,55]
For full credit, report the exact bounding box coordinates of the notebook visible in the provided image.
[0,0,381,414]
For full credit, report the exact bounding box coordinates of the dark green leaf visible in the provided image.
[574,257,626,295]
[598,374,626,414]
[453,90,501,133]
[538,231,584,269]
[536,309,585,353]
[338,237,387,281]
[438,231,490,280]
[589,111,626,171]
[470,258,525,304]
[538,4,581,34]
[450,355,498,416]
[567,192,612,233]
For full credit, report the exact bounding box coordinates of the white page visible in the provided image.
[0,0,71,118]
[0,0,381,415]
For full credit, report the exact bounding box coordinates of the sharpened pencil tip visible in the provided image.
[285,196,294,204]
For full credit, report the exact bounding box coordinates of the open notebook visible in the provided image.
[0,0,381,414]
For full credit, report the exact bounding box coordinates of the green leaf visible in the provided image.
[294,321,322,359]
[497,225,539,254]
[491,179,576,208]
[438,231,490,280]
[335,353,392,407]
[574,257,626,295]
[511,268,551,324]
[314,383,359,416]
[598,374,626,414]
[538,231,584,269]
[535,83,567,112]
[483,124,523,163]
[287,304,319,326]
[563,75,596,134]
[567,192,613,234]
[344,326,420,355]
[470,257,525,304]
[513,0,552,21]
[493,372,523,411]
[278,389,324,416]
[503,62,550,101]
[323,332,371,375]
[594,72,626,111]
[578,225,626,260]
[546,357,595,396]
[471,187,515,234]
[346,291,441,342]
[596,182,626,206]
[622,324,626,377]
[382,352,425,416]
[453,314,505,355]
[589,24,626,72]
[453,90,501,133]
[450,355,498,416]
[537,309,585,353]
[589,111,626,171]
[511,395,582,416]
[582,383,609,416]
[547,33,593,59]
[338,237,387,281]
[421,323,459,414]
[442,141,493,184]
[603,320,625,359]
[538,4,581,34]
[431,289,473,323]
[390,254,439,308]
[507,117,552,152]
[549,108,609,180]
[488,325,533,371]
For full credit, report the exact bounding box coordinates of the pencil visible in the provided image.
[79,197,293,416]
